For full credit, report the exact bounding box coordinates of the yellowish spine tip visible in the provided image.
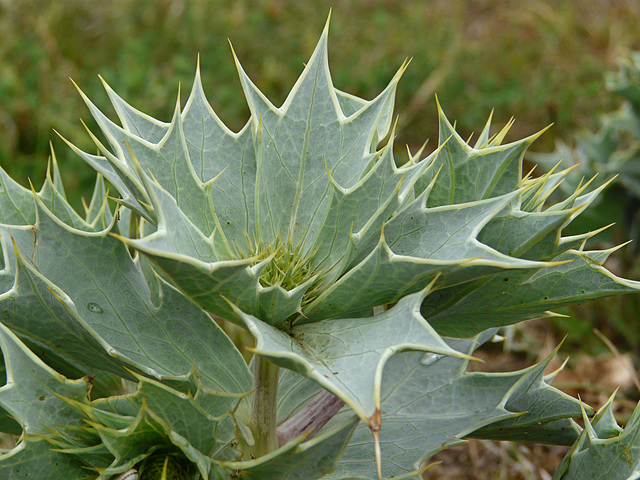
[324,9,332,34]
[434,93,442,114]
[98,74,112,93]
[228,38,241,68]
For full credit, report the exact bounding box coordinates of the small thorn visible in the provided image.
[324,9,332,34]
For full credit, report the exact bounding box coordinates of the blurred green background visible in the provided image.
[2,0,640,352]
[2,0,640,208]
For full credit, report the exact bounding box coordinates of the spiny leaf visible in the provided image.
[325,333,586,479]
[553,395,640,480]
[0,436,93,480]
[423,248,640,338]
[2,195,251,394]
[238,288,470,423]
[0,322,90,436]
[0,237,134,380]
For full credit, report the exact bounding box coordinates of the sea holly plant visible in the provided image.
[0,17,639,480]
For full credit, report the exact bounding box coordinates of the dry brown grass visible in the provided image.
[423,440,569,480]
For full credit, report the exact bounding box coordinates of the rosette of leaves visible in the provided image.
[0,17,638,480]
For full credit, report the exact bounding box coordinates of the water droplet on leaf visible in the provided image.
[419,352,443,366]
[86,303,103,314]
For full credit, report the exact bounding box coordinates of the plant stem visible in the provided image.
[249,356,279,457]
[277,390,345,446]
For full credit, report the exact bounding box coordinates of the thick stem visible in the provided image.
[249,356,279,457]
[277,390,345,446]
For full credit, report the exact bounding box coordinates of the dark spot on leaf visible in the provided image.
[38,396,45,401]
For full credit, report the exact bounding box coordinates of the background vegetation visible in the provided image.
[2,1,640,477]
